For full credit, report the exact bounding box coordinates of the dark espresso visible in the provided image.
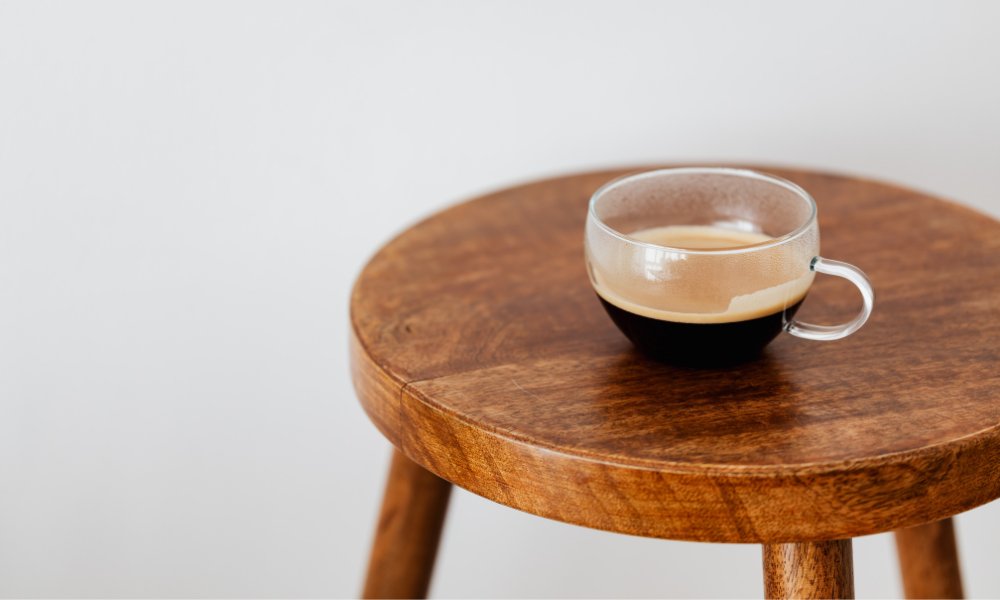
[594,225,810,366]
[598,296,804,365]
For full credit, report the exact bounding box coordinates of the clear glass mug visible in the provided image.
[584,168,874,366]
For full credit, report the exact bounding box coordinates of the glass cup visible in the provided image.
[584,167,874,366]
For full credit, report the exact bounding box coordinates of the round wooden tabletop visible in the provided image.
[350,166,1000,544]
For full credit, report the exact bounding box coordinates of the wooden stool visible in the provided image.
[351,166,1000,599]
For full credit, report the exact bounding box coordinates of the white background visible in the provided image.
[2,1,999,597]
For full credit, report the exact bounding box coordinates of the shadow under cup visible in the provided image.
[584,168,823,366]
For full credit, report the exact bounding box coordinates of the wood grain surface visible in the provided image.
[350,165,1000,543]
[362,449,452,599]
[895,517,964,599]
[763,540,854,599]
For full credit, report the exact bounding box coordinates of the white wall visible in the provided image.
[2,1,999,597]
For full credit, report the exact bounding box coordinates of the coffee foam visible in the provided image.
[629,224,773,249]
[592,225,814,324]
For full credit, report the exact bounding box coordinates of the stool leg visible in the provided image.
[894,517,964,599]
[763,539,854,599]
[362,448,453,599]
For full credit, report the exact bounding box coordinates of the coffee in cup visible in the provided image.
[585,169,874,366]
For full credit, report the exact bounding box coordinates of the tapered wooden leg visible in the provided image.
[894,517,964,599]
[763,539,854,599]
[362,448,453,599]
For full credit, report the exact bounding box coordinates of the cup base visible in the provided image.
[597,295,805,367]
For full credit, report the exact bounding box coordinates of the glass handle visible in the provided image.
[785,256,875,341]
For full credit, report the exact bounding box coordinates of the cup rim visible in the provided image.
[588,167,818,255]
